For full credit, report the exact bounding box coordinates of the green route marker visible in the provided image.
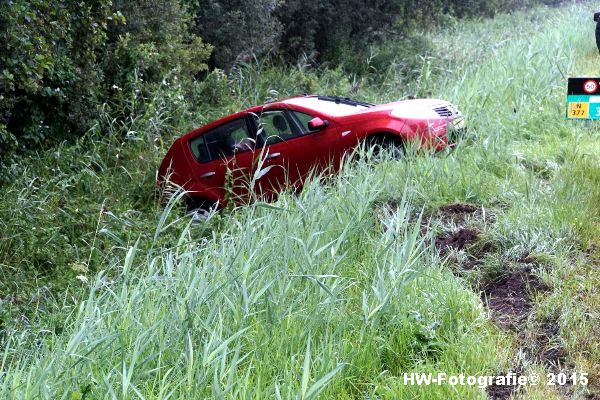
[567,77,600,119]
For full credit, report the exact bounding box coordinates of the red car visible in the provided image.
[158,95,464,212]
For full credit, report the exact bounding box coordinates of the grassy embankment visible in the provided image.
[1,2,599,398]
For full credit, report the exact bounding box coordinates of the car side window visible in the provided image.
[189,135,210,163]
[189,118,254,162]
[290,111,316,134]
[252,110,302,146]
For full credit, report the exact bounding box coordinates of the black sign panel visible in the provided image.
[568,77,600,95]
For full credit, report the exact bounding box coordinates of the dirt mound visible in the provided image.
[482,268,548,330]
[486,380,517,400]
[437,202,481,225]
[435,227,479,255]
[439,203,478,215]
[429,203,491,261]
[533,319,567,369]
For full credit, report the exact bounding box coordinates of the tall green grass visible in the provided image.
[1,161,501,398]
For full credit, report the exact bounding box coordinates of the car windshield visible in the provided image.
[284,96,373,116]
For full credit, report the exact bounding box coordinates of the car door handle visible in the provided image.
[200,171,216,178]
[266,152,281,160]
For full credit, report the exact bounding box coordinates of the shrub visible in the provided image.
[104,0,212,88]
[0,0,111,178]
[0,0,211,184]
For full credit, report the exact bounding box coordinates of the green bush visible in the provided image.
[192,69,231,106]
[0,0,111,174]
[0,0,211,184]
[104,0,212,90]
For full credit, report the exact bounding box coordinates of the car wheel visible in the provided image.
[185,196,218,221]
[366,135,405,160]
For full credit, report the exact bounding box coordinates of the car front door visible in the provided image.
[249,108,341,199]
[185,116,257,206]
[287,109,344,173]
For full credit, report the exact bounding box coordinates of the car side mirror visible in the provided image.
[307,117,328,131]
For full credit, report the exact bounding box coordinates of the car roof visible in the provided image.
[180,95,372,141]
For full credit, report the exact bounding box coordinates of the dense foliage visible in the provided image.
[196,0,562,69]
[0,0,111,167]
[0,0,211,181]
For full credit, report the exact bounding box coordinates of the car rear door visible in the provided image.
[184,115,257,206]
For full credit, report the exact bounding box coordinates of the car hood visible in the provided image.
[355,98,457,120]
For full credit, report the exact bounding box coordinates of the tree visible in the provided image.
[191,0,281,69]
[0,0,111,161]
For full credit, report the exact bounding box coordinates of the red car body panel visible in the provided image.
[158,95,464,208]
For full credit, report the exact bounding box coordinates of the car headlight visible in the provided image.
[451,116,465,130]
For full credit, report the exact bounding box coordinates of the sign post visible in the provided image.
[566,77,600,119]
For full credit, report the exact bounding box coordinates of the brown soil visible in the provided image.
[421,202,579,398]
[429,203,496,268]
[437,202,483,225]
[486,380,518,400]
[385,201,485,235]
[425,204,549,332]
[536,320,566,368]
[435,227,480,255]
[481,267,549,331]
[434,227,497,270]
[439,202,478,215]
[382,201,588,397]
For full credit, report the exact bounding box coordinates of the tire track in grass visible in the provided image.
[382,201,574,399]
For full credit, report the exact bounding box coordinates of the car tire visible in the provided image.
[185,196,218,221]
[366,134,405,160]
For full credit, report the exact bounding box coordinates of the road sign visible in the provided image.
[567,77,600,119]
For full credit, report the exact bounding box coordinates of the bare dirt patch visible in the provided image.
[438,202,478,217]
[435,227,480,255]
[413,202,581,398]
[434,228,496,271]
[428,203,496,269]
[516,316,570,374]
[486,378,519,400]
[381,200,581,397]
[435,202,488,226]
[420,204,548,332]
[535,319,567,369]
[481,266,549,331]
